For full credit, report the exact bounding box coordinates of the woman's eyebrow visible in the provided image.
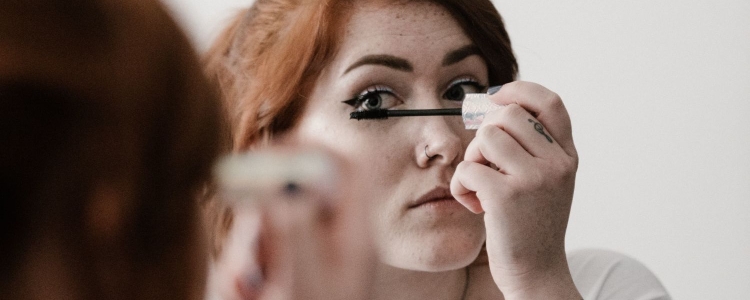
[442,45,481,66]
[343,54,413,75]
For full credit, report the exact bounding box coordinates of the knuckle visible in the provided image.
[567,155,579,171]
[502,103,525,119]
[455,160,470,174]
[549,157,578,183]
[547,92,565,111]
[476,124,494,139]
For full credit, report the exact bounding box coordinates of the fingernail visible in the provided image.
[487,85,503,95]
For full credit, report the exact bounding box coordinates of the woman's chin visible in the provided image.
[380,235,485,272]
[373,209,486,272]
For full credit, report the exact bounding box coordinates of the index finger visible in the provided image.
[489,81,577,158]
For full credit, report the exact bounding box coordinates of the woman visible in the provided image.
[0,0,220,299]
[204,0,670,299]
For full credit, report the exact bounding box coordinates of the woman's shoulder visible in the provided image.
[567,248,671,300]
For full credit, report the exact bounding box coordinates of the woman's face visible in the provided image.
[289,1,488,271]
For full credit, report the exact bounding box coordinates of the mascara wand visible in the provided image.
[349,108,461,120]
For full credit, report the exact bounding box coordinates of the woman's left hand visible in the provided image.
[451,81,581,299]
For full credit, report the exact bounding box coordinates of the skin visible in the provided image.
[214,2,581,299]
[295,2,487,272]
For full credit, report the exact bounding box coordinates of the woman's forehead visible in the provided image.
[343,2,463,37]
[333,2,472,71]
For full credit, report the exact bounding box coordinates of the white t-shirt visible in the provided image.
[568,249,671,300]
[207,240,671,300]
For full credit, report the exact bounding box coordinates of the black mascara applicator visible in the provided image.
[349,108,462,120]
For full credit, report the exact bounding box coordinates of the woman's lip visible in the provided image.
[409,187,455,208]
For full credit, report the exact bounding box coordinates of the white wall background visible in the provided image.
[160,0,750,299]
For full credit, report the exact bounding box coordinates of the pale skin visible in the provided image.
[212,2,581,300]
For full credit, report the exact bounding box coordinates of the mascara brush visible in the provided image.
[349,93,503,130]
[349,108,461,120]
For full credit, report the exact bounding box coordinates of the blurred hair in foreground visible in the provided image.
[0,0,223,299]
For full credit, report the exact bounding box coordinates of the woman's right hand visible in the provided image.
[451,81,581,299]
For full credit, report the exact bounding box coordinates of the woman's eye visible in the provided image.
[442,78,486,101]
[361,93,383,110]
[343,86,401,111]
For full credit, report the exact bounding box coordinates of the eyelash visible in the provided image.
[342,85,395,110]
[444,77,487,99]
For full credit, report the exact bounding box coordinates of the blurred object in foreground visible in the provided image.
[207,148,377,300]
[214,149,339,207]
[1,0,222,299]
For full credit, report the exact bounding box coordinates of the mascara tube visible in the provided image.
[460,93,504,130]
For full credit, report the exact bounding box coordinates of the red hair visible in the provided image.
[204,0,343,150]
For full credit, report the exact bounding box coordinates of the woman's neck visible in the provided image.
[370,263,467,300]
[370,260,505,300]
[465,263,505,300]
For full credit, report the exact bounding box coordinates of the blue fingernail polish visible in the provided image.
[487,85,503,95]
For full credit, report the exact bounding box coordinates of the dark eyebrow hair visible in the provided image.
[343,54,413,74]
[442,45,481,66]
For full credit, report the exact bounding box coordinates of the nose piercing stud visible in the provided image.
[425,145,435,160]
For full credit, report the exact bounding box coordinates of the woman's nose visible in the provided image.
[416,114,463,168]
